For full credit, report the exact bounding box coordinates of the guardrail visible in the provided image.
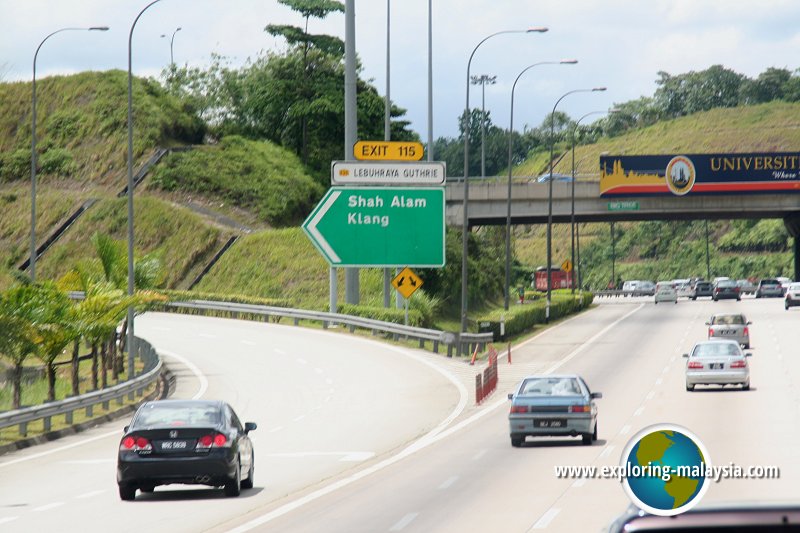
[593,290,656,298]
[164,299,493,357]
[0,338,163,438]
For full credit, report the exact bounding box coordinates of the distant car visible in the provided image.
[507,374,601,447]
[654,281,678,304]
[706,312,751,348]
[674,280,693,298]
[683,340,751,391]
[736,279,757,295]
[637,280,656,296]
[777,276,792,294]
[692,281,713,300]
[712,279,740,301]
[622,280,641,292]
[785,282,800,310]
[756,278,784,298]
[536,172,574,183]
[117,399,257,501]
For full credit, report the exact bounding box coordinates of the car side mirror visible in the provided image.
[745,352,752,358]
[123,425,129,433]
[704,322,710,325]
[747,321,752,325]
[244,422,257,433]
[682,353,689,358]
[590,392,603,399]
[507,393,514,400]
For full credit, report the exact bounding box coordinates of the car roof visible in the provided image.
[693,339,740,346]
[140,399,225,410]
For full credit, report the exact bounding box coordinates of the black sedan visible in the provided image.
[117,399,256,501]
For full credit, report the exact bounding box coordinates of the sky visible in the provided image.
[2,0,800,142]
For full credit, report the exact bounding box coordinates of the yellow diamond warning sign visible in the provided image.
[392,267,423,299]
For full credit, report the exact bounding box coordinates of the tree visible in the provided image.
[0,284,44,408]
[739,67,792,105]
[32,283,78,402]
[654,65,745,118]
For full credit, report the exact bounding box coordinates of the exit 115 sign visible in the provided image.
[354,140,424,161]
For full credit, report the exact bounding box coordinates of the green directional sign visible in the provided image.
[303,187,445,267]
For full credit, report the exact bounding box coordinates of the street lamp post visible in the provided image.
[30,26,108,283]
[128,0,164,382]
[570,108,617,294]
[461,27,548,342]
[160,26,181,66]
[471,74,496,179]
[546,87,605,321]
[504,59,577,310]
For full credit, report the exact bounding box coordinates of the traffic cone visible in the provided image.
[469,344,479,365]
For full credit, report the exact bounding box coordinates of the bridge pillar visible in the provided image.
[783,213,800,281]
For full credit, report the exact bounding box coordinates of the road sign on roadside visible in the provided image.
[392,267,423,299]
[331,161,446,186]
[354,140,424,161]
[561,259,573,272]
[302,187,445,267]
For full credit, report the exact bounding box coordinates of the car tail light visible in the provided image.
[570,405,590,413]
[743,326,749,336]
[197,432,231,449]
[510,405,528,414]
[687,361,704,369]
[120,435,152,452]
[708,328,713,337]
[730,359,747,368]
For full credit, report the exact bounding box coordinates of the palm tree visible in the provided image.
[32,283,78,402]
[0,284,45,409]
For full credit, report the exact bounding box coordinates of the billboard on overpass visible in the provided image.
[600,152,800,197]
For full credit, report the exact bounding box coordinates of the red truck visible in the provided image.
[533,266,573,291]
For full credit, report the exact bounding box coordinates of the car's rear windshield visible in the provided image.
[711,315,745,325]
[761,279,780,286]
[134,404,221,427]
[692,343,741,357]
[520,377,581,396]
[696,282,711,288]
[717,280,736,287]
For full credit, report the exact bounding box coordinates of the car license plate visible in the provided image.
[709,363,723,370]
[535,419,566,428]
[158,439,190,451]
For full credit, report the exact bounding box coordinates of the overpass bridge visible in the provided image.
[444,178,800,277]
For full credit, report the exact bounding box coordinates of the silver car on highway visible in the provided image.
[684,340,751,391]
[706,313,751,348]
[508,374,601,447]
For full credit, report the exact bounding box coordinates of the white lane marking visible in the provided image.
[438,476,458,490]
[531,508,560,529]
[60,459,115,465]
[646,391,655,401]
[662,366,669,374]
[241,340,256,346]
[0,517,19,525]
[620,425,631,435]
[33,502,64,512]
[634,406,644,417]
[296,358,307,365]
[292,415,306,422]
[472,450,487,461]
[572,478,586,488]
[269,426,284,433]
[544,304,645,374]
[74,490,106,499]
[389,512,419,531]
[324,396,332,403]
[325,378,334,385]
[227,304,644,532]
[0,347,206,469]
[198,333,216,339]
[159,349,208,400]
[274,348,287,356]
[314,368,324,375]
[599,445,616,459]
[655,378,663,385]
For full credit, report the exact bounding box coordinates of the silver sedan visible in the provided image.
[507,374,601,447]
[684,340,751,391]
[706,313,751,348]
